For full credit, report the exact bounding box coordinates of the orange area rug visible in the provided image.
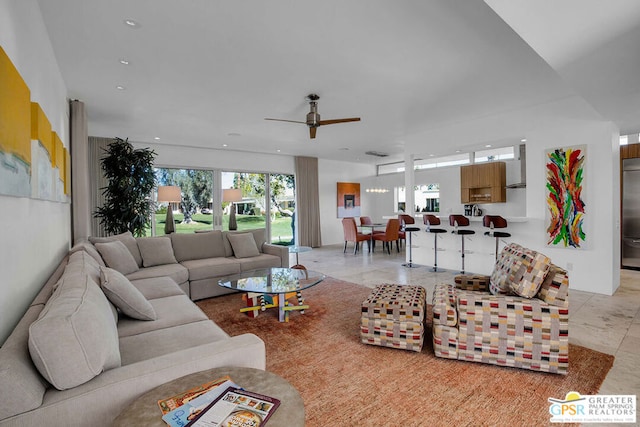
[197,278,614,427]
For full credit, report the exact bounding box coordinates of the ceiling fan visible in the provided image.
[265,94,361,139]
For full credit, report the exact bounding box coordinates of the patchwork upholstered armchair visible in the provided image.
[431,243,570,374]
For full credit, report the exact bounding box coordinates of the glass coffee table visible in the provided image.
[218,268,326,322]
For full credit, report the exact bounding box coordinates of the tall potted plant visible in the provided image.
[95,137,157,237]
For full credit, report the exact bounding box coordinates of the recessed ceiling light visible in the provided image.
[124,19,141,28]
[521,138,527,142]
[429,154,435,157]
[116,85,126,90]
[154,137,160,141]
[455,150,461,153]
[485,144,492,148]
[222,144,228,147]
[276,149,281,153]
[119,59,130,65]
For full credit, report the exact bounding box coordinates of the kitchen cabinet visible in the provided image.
[460,161,506,203]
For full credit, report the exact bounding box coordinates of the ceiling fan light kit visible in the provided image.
[265,94,360,139]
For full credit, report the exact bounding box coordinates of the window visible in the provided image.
[395,184,440,213]
[269,174,296,245]
[378,145,517,175]
[153,168,214,235]
[474,146,515,163]
[415,154,470,170]
[222,171,267,232]
[152,168,295,242]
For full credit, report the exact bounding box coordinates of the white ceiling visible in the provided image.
[36,0,640,164]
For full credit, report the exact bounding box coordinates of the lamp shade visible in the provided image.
[223,188,243,203]
[157,186,181,202]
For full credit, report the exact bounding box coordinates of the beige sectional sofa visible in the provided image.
[90,228,289,300]
[0,228,288,426]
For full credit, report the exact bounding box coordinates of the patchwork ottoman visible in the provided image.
[360,284,426,352]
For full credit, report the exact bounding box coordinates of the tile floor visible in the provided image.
[292,243,640,397]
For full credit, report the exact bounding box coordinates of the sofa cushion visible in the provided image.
[129,276,185,300]
[69,241,106,267]
[126,263,189,286]
[237,254,282,271]
[119,320,229,365]
[28,274,121,390]
[137,237,178,267]
[170,230,226,262]
[537,264,570,307]
[181,257,242,281]
[0,306,49,420]
[117,295,208,338]
[100,266,157,321]
[63,250,103,290]
[95,240,140,275]
[89,231,143,267]
[228,233,260,258]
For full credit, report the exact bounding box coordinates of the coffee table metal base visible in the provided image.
[241,292,309,322]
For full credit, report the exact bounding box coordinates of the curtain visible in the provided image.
[295,156,322,247]
[70,100,91,243]
[88,137,112,237]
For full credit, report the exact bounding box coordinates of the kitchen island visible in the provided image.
[387,214,534,274]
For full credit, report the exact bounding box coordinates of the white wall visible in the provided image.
[319,159,375,245]
[403,96,620,295]
[0,0,70,344]
[139,143,295,175]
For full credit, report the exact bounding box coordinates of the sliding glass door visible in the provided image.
[152,168,296,244]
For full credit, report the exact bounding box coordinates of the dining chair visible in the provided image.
[341,217,371,254]
[373,218,400,255]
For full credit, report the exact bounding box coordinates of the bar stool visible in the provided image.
[399,215,420,268]
[423,214,447,272]
[449,214,475,274]
[397,214,413,250]
[483,215,511,259]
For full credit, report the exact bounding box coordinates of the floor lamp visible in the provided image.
[223,188,243,231]
[157,186,181,234]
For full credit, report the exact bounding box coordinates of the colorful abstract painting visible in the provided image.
[546,145,586,248]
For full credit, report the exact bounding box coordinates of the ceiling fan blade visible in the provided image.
[318,117,361,126]
[310,127,317,139]
[264,118,306,124]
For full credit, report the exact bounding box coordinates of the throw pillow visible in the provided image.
[99,266,157,321]
[170,230,226,262]
[28,275,121,390]
[136,237,178,267]
[228,233,260,258]
[508,247,551,298]
[489,243,521,295]
[94,240,140,275]
[537,264,570,307]
[89,231,143,267]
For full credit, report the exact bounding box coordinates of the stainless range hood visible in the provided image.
[506,144,526,189]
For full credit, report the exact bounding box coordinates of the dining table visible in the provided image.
[359,222,386,253]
